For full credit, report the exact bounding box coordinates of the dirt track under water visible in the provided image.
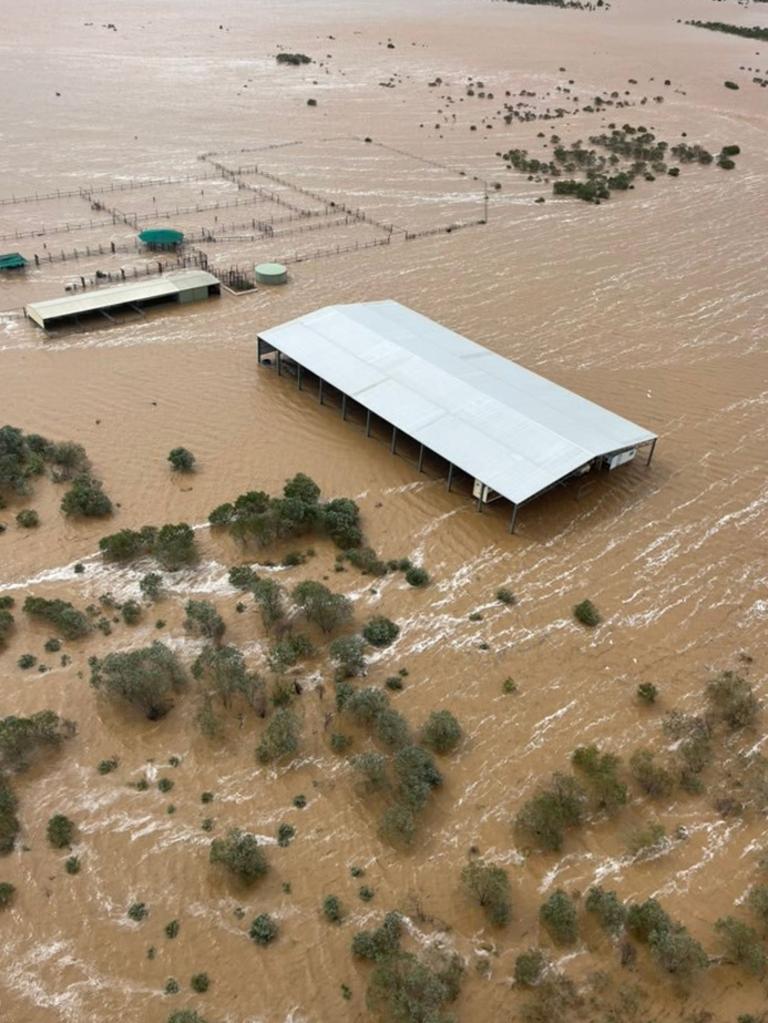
[0,1,767,1021]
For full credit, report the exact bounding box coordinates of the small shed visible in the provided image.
[138,228,185,250]
[0,252,28,271]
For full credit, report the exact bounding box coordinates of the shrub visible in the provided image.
[540,889,578,945]
[44,637,61,653]
[154,523,196,570]
[629,749,675,798]
[0,776,19,854]
[497,587,516,605]
[394,745,442,811]
[99,527,156,562]
[252,578,286,631]
[128,901,148,921]
[421,710,462,754]
[721,144,741,157]
[626,898,671,942]
[292,581,352,634]
[405,566,430,587]
[747,884,768,934]
[352,912,403,960]
[346,546,387,576]
[462,860,512,926]
[649,923,708,977]
[585,886,626,935]
[17,653,36,670]
[385,676,404,691]
[276,52,311,65]
[715,916,766,974]
[346,687,390,727]
[121,600,141,626]
[0,609,14,650]
[573,599,601,627]
[267,633,313,674]
[0,710,73,772]
[90,643,186,719]
[65,855,80,875]
[379,803,417,847]
[637,682,658,705]
[706,671,759,730]
[293,793,307,809]
[158,778,174,793]
[193,643,265,715]
[23,596,90,639]
[250,913,278,945]
[210,828,268,883]
[229,565,258,590]
[256,708,300,763]
[165,919,180,939]
[366,947,461,1022]
[322,497,362,548]
[352,752,388,792]
[571,744,627,813]
[627,820,666,857]
[60,474,113,517]
[0,881,15,908]
[277,823,295,847]
[190,972,209,993]
[514,948,546,986]
[515,773,587,852]
[16,509,39,528]
[359,885,375,902]
[330,732,352,754]
[362,616,400,648]
[184,600,225,643]
[97,757,118,774]
[47,813,75,848]
[140,572,163,602]
[323,895,344,924]
[502,677,519,694]
[329,635,366,678]
[168,447,195,472]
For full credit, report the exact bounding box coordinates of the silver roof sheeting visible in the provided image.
[25,270,219,327]
[259,300,657,506]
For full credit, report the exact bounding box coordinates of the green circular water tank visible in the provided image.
[138,228,184,249]
[255,262,288,285]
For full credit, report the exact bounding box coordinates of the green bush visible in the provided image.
[250,913,278,945]
[353,752,388,792]
[346,687,390,726]
[210,828,268,883]
[97,757,118,775]
[121,600,141,626]
[16,509,39,528]
[394,745,442,811]
[65,855,80,875]
[637,682,658,705]
[329,635,366,678]
[43,637,61,653]
[277,823,295,847]
[60,473,113,517]
[47,813,75,848]
[276,52,311,65]
[0,776,19,855]
[421,710,462,754]
[366,947,462,1022]
[17,653,36,670]
[706,671,759,730]
[405,566,430,587]
[462,860,512,926]
[168,448,196,472]
[252,578,286,631]
[629,749,675,798]
[378,803,417,847]
[362,616,400,648]
[585,886,626,934]
[0,710,73,772]
[330,732,352,754]
[165,919,180,939]
[573,599,601,627]
[352,912,403,960]
[128,901,148,921]
[0,609,14,650]
[139,572,163,601]
[229,565,258,590]
[190,972,209,993]
[515,773,587,852]
[256,708,300,763]
[184,600,225,643]
[0,881,15,909]
[23,596,90,639]
[167,1013,207,1023]
[627,820,666,856]
[514,948,545,986]
[292,580,352,634]
[153,523,197,570]
[539,889,578,944]
[193,643,265,716]
[714,916,766,974]
[747,883,768,934]
[99,527,156,562]
[648,923,708,977]
[374,709,410,751]
[497,587,516,605]
[90,642,186,719]
[323,895,344,923]
[571,744,627,813]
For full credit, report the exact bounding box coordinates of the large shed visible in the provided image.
[25,270,220,329]
[257,300,657,530]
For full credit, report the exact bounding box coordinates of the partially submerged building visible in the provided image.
[257,300,657,530]
[25,270,220,330]
[0,252,27,271]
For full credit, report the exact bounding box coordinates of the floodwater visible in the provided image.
[0,0,767,1020]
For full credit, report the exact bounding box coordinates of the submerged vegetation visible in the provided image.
[684,21,768,43]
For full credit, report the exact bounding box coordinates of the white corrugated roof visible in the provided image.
[25,270,219,326]
[259,300,656,507]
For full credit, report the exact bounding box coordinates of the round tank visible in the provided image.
[255,262,288,285]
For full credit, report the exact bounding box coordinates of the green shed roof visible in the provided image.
[138,228,184,247]
[0,252,28,270]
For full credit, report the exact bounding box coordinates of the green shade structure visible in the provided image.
[0,252,28,270]
[255,262,288,285]
[138,228,185,249]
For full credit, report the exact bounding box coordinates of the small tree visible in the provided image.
[514,948,546,986]
[153,523,196,570]
[90,642,186,719]
[573,599,601,627]
[60,474,113,517]
[362,616,400,648]
[571,744,627,813]
[193,644,264,715]
[462,859,512,926]
[648,924,708,978]
[714,916,766,974]
[283,473,320,504]
[629,749,675,798]
[405,566,430,587]
[421,710,462,754]
[256,708,300,763]
[292,580,352,634]
[346,687,390,727]
[47,814,75,849]
[706,671,759,730]
[747,884,768,935]
[329,635,366,678]
[515,773,587,852]
[352,752,388,793]
[351,912,403,960]
[140,572,163,602]
[0,881,15,909]
[184,600,225,644]
[0,776,19,854]
[0,710,73,773]
[210,829,268,884]
[323,895,344,924]
[121,600,141,626]
[374,709,410,750]
[249,913,278,945]
[378,803,417,847]
[539,889,578,945]
[252,578,286,631]
[637,682,658,705]
[168,448,196,473]
[22,596,90,639]
[585,886,626,935]
[394,745,442,812]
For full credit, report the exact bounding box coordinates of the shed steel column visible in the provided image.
[390,426,398,454]
[276,350,282,376]
[341,394,348,421]
[319,379,324,405]
[417,444,425,473]
[257,337,263,363]
[646,438,657,466]
[365,410,372,437]
[446,463,454,492]
[509,504,519,534]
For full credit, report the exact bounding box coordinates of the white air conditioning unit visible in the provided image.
[472,480,499,503]
[605,448,637,471]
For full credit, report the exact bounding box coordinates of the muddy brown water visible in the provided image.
[1,0,767,1020]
